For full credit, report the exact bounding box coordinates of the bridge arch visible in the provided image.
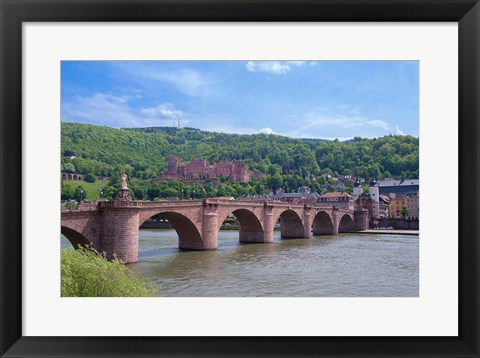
[218,208,264,243]
[139,211,203,250]
[312,211,335,235]
[338,213,355,232]
[273,209,305,238]
[61,225,91,249]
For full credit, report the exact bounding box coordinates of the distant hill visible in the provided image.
[61,122,419,181]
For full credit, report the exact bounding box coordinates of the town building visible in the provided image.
[159,156,250,182]
[268,187,320,204]
[379,195,390,218]
[378,178,419,195]
[405,192,419,220]
[389,194,407,219]
[318,191,355,211]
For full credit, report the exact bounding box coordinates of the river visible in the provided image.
[62,229,419,297]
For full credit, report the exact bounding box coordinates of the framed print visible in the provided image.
[1,0,479,357]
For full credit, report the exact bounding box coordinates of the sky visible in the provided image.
[61,60,419,140]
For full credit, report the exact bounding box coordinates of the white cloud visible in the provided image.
[286,110,390,138]
[115,63,213,97]
[246,61,316,75]
[62,93,141,126]
[396,125,405,135]
[365,119,389,130]
[141,103,184,120]
[150,69,211,97]
[259,127,275,135]
[62,93,189,127]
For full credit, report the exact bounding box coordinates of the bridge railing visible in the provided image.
[61,202,99,212]
[62,199,357,213]
[98,200,142,208]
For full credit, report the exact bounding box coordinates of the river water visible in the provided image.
[63,229,418,297]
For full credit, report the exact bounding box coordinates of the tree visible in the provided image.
[268,174,283,191]
[74,186,87,202]
[62,162,76,173]
[84,173,96,183]
[61,181,74,200]
[401,207,410,219]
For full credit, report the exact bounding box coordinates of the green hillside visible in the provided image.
[62,180,109,201]
[61,122,418,180]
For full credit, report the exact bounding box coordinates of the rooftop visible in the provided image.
[269,192,320,199]
[320,191,353,198]
[379,179,419,187]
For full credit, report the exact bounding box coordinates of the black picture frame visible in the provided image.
[1,0,479,357]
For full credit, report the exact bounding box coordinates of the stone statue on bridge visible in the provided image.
[116,173,131,200]
[120,173,128,189]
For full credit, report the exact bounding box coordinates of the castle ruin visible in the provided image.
[159,156,250,182]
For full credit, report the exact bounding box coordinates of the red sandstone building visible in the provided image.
[159,156,250,182]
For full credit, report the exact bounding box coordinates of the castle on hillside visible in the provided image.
[159,156,250,182]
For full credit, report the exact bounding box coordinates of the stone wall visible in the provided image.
[377,218,419,230]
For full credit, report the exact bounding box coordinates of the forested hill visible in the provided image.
[61,122,419,181]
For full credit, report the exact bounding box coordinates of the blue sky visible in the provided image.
[61,61,418,140]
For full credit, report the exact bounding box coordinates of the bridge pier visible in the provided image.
[331,208,339,235]
[99,206,140,264]
[303,207,313,238]
[354,208,369,230]
[262,209,274,243]
[202,210,219,250]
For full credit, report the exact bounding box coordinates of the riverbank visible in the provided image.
[359,229,419,235]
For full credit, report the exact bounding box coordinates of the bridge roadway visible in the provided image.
[61,199,369,263]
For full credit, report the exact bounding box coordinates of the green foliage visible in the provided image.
[401,206,410,218]
[61,122,419,197]
[84,173,96,183]
[315,135,419,179]
[61,246,158,297]
[74,186,87,202]
[61,181,75,200]
[62,162,76,173]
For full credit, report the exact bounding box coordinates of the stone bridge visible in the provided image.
[61,199,369,263]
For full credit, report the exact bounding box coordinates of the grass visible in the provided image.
[63,180,109,201]
[61,246,159,297]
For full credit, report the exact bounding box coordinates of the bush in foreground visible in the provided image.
[61,246,158,297]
